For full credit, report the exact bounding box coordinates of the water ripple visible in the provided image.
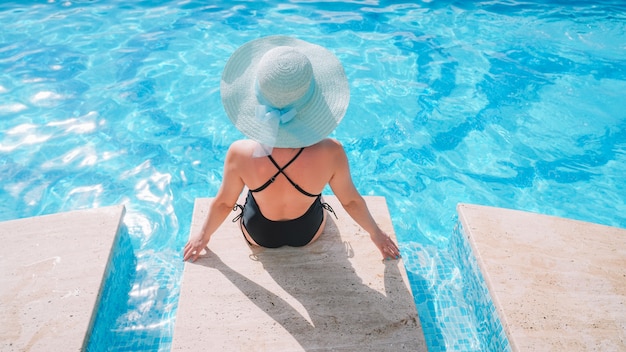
[1,1,625,351]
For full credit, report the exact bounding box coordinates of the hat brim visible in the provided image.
[220,36,350,148]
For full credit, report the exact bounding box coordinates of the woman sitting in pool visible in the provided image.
[183,36,400,262]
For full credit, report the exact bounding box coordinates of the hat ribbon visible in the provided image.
[255,105,297,124]
[254,80,314,125]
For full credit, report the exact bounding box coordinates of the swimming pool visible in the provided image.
[1,0,625,350]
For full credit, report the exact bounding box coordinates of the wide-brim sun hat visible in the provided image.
[220,35,350,148]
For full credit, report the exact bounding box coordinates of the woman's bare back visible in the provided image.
[232,139,339,220]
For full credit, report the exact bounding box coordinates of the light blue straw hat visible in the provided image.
[220,36,350,148]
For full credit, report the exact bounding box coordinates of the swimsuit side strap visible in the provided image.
[321,200,338,219]
[232,203,245,222]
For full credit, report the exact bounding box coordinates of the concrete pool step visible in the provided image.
[173,196,426,351]
[0,205,126,352]
[457,203,626,351]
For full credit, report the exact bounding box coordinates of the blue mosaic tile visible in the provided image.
[450,222,512,352]
[85,225,137,351]
[402,221,512,351]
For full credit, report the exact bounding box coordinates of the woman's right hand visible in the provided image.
[370,230,401,261]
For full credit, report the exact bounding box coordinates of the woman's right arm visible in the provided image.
[327,140,401,260]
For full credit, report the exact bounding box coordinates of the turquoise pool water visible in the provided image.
[1,0,625,350]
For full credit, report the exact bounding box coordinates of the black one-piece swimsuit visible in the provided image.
[233,148,335,248]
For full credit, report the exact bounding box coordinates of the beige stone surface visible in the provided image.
[457,203,626,352]
[173,196,426,351]
[0,205,126,352]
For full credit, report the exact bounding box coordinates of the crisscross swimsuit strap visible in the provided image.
[249,147,320,198]
[231,147,338,248]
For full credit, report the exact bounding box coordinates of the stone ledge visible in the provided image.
[0,205,126,352]
[457,203,626,351]
[173,196,426,351]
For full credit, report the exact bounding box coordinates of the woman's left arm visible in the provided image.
[183,143,245,262]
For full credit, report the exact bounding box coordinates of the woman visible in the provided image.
[183,36,400,262]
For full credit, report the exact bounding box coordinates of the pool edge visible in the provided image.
[457,203,626,351]
[0,205,126,352]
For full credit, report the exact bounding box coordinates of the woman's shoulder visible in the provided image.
[227,139,256,154]
[224,140,257,165]
[230,139,256,148]
[306,139,348,167]
[313,138,348,159]
[312,138,344,151]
